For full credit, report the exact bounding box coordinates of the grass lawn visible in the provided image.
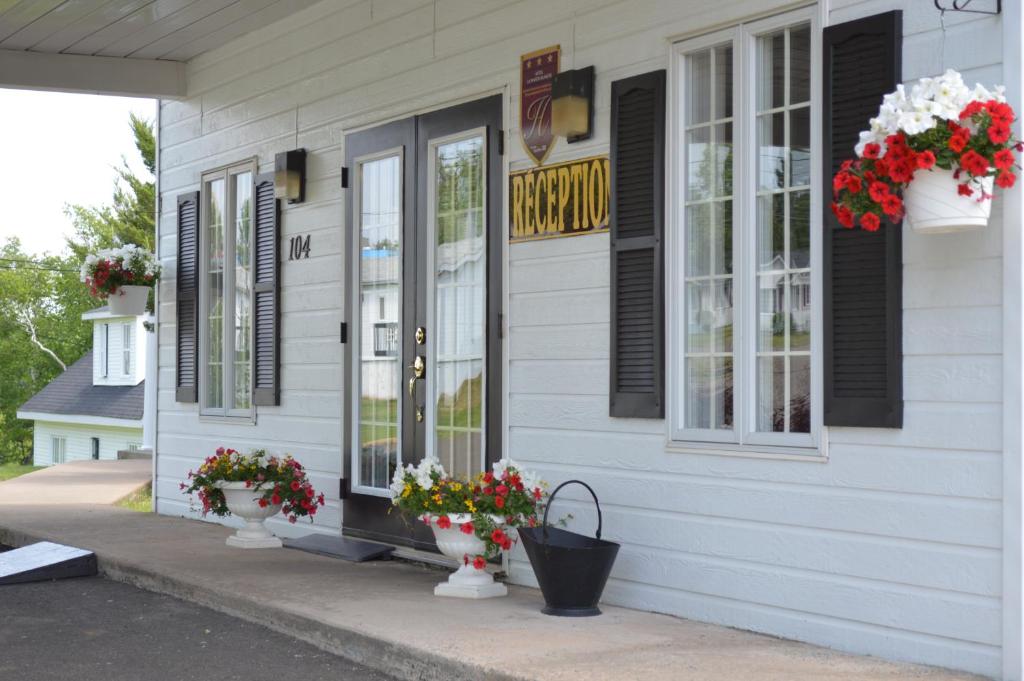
[0,463,41,482]
[116,484,152,512]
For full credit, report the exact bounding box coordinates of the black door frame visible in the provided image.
[342,94,503,549]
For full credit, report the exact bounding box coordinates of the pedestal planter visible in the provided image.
[518,480,619,617]
[428,513,507,599]
[216,481,282,549]
[905,168,993,234]
[107,285,149,315]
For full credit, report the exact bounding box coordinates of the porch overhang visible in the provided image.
[0,48,184,98]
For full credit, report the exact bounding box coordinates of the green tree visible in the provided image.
[66,113,156,258]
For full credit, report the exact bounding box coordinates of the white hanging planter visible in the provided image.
[216,481,282,549]
[904,168,993,235]
[107,284,150,315]
[427,513,508,599]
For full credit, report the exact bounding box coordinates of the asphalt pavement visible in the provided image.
[0,573,397,681]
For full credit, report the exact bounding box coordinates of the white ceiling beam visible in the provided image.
[0,49,186,99]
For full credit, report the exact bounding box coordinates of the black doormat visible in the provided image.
[0,541,97,585]
[283,534,394,562]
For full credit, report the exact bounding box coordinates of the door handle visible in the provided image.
[408,355,426,397]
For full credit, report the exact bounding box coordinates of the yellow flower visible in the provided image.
[402,484,412,498]
[432,494,442,504]
[465,500,476,512]
[451,482,462,492]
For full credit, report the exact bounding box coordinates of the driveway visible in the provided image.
[0,574,396,681]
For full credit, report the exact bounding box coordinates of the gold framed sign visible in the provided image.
[509,155,610,243]
[520,45,560,166]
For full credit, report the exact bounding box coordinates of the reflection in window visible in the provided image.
[358,155,402,490]
[433,136,485,479]
[683,43,734,431]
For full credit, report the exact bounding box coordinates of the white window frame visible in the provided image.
[51,436,66,464]
[122,323,132,377]
[199,159,257,419]
[350,146,405,498]
[101,323,109,378]
[668,7,824,457]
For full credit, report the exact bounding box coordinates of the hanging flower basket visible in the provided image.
[832,70,1020,235]
[80,244,160,315]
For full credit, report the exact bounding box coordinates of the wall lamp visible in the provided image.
[551,66,594,143]
[275,148,306,204]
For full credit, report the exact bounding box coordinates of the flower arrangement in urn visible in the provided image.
[390,457,547,598]
[832,70,1021,234]
[80,244,161,314]
[183,447,325,548]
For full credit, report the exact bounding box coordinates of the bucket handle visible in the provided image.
[542,479,603,542]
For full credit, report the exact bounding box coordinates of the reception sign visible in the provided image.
[509,155,610,242]
[520,45,560,165]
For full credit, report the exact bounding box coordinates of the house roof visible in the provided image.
[18,353,144,422]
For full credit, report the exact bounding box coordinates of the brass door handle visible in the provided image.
[409,355,425,378]
[409,377,417,397]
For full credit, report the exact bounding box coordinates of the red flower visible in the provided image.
[997,170,1017,189]
[960,101,985,120]
[271,493,281,505]
[916,150,936,170]
[436,515,452,529]
[472,555,486,570]
[290,480,301,492]
[289,515,297,524]
[482,472,494,484]
[460,521,474,534]
[500,537,513,551]
[216,447,225,455]
[862,142,881,159]
[496,484,509,497]
[989,123,1011,145]
[958,183,974,197]
[987,100,1015,126]
[495,496,506,509]
[528,516,537,527]
[483,486,493,496]
[881,194,903,218]
[995,149,1016,170]
[868,181,890,202]
[491,528,506,543]
[845,175,862,193]
[533,487,544,501]
[949,128,970,153]
[305,486,315,498]
[960,150,989,177]
[860,212,881,232]
[300,499,311,510]
[832,171,849,193]
[874,158,890,178]
[258,498,268,508]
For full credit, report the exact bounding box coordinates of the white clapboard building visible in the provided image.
[1,1,1022,678]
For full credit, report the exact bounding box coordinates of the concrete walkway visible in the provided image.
[0,460,150,505]
[0,502,985,681]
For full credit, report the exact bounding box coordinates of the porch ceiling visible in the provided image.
[0,0,322,98]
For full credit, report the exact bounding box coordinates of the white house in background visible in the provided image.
[17,307,147,466]
[4,1,1024,680]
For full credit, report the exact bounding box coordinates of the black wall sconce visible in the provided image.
[275,148,306,204]
[551,66,594,143]
[934,0,1000,14]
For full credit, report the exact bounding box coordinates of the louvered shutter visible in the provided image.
[823,11,903,427]
[175,191,200,403]
[609,70,666,418]
[252,172,280,406]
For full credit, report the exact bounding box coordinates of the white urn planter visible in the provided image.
[905,168,994,234]
[107,284,150,315]
[427,513,508,599]
[216,481,282,549]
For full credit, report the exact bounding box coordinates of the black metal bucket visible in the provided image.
[518,480,620,617]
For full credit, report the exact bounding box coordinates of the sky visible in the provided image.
[0,89,156,257]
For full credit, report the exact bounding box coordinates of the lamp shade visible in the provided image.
[551,66,594,142]
[274,149,306,203]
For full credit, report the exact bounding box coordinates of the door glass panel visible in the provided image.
[233,171,252,410]
[357,155,402,490]
[205,178,225,409]
[432,134,485,478]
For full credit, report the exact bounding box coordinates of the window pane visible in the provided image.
[686,203,711,276]
[790,190,810,268]
[790,107,811,187]
[233,172,252,410]
[715,122,733,197]
[757,30,785,111]
[687,50,711,125]
[686,281,712,353]
[757,193,785,271]
[757,356,785,432]
[757,112,785,190]
[686,127,712,201]
[714,279,733,353]
[789,273,811,351]
[715,357,733,429]
[205,178,225,410]
[714,45,733,118]
[790,356,811,433]
[715,201,733,274]
[358,155,402,490]
[757,275,785,352]
[685,357,711,429]
[789,25,811,105]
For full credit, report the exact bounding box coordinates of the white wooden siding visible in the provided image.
[32,420,144,466]
[155,0,1006,676]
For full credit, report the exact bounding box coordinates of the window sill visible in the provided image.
[198,412,256,426]
[664,439,828,463]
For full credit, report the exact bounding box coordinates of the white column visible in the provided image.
[1003,2,1024,679]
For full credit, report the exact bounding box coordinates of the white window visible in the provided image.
[200,161,255,417]
[101,323,110,378]
[670,8,821,453]
[122,323,132,376]
[51,436,66,464]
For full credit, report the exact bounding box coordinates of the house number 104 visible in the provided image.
[288,235,311,260]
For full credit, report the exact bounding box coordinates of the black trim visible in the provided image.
[609,70,666,419]
[175,191,200,403]
[822,11,903,428]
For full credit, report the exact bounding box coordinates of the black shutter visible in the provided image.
[609,70,666,418]
[252,172,280,406]
[823,11,903,428]
[175,191,200,403]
